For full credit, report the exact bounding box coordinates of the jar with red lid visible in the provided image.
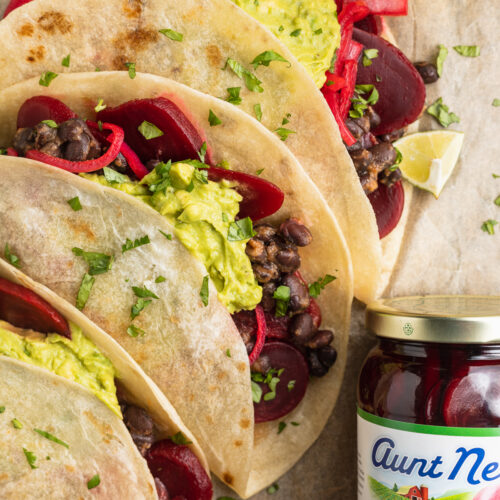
[357,296,500,500]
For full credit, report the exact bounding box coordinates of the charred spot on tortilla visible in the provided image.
[239,418,251,429]
[234,440,243,447]
[26,46,45,64]
[223,473,234,485]
[17,24,34,37]
[206,45,223,69]
[37,12,73,35]
[122,0,143,19]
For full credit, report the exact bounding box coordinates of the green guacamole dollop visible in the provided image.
[232,0,341,88]
[0,320,120,417]
[81,162,262,313]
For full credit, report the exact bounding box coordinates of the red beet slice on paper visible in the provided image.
[368,180,404,238]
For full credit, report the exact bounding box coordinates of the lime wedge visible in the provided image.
[394,130,464,198]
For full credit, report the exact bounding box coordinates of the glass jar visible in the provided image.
[357,296,500,500]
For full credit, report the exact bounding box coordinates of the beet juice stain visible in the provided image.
[357,296,500,500]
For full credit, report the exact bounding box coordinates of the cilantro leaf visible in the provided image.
[436,44,448,76]
[287,380,296,391]
[159,28,183,41]
[39,71,58,87]
[131,298,153,320]
[103,166,130,184]
[67,197,82,211]
[481,219,498,235]
[224,58,263,93]
[200,275,209,307]
[290,29,301,37]
[61,54,71,68]
[314,28,323,35]
[277,422,286,434]
[256,168,264,176]
[170,432,192,445]
[226,348,231,357]
[132,285,159,299]
[155,275,166,283]
[251,380,263,403]
[492,99,500,107]
[251,50,289,69]
[198,142,207,163]
[273,285,290,317]
[159,229,172,240]
[127,324,146,337]
[121,235,150,253]
[362,48,378,67]
[228,217,255,241]
[254,103,263,121]
[125,62,136,79]
[275,127,296,141]
[226,87,242,105]
[76,273,95,310]
[208,109,222,126]
[23,448,38,469]
[34,429,69,448]
[0,406,5,413]
[308,274,336,298]
[267,483,279,494]
[426,97,460,128]
[453,45,480,57]
[87,475,100,490]
[12,418,23,429]
[94,99,106,112]
[72,248,114,275]
[41,119,57,128]
[4,243,21,269]
[138,120,164,140]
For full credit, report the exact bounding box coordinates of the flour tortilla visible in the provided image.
[0,258,208,499]
[0,0,380,302]
[0,72,352,497]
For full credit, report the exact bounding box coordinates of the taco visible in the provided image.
[0,71,352,497]
[0,0,395,302]
[0,258,211,499]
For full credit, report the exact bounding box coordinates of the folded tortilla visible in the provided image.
[0,0,381,302]
[0,71,352,497]
[0,258,207,499]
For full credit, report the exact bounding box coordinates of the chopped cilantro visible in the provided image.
[291,421,300,426]
[224,58,263,93]
[12,418,23,429]
[290,29,301,37]
[122,235,150,253]
[4,243,21,269]
[0,148,6,155]
[275,127,296,142]
[103,166,129,184]
[481,219,498,235]
[493,173,500,179]
[132,285,159,299]
[308,274,336,298]
[198,142,208,163]
[426,98,460,128]
[23,448,38,469]
[67,196,82,211]
[170,432,192,445]
[273,285,290,317]
[155,276,166,283]
[282,113,291,125]
[41,119,57,128]
[228,217,255,241]
[159,28,183,41]
[76,273,95,310]
[159,229,172,240]
[61,54,71,67]
[287,380,296,391]
[436,44,448,76]
[254,103,263,121]
[39,71,58,87]
[226,348,231,357]
[362,48,378,66]
[226,87,242,105]
[138,120,164,140]
[256,168,264,176]
[127,324,146,337]
[72,248,114,275]
[94,98,106,112]
[200,275,209,307]
[87,474,100,490]
[494,195,500,207]
[388,147,403,172]
[492,99,500,107]
[277,422,286,434]
[267,483,279,494]
[125,62,136,79]
[0,406,5,413]
[453,45,480,57]
[376,74,382,82]
[251,50,289,69]
[350,86,379,119]
[34,429,69,448]
[263,375,280,401]
[278,25,284,32]
[314,28,323,35]
[208,109,221,126]
[251,381,263,403]
[131,298,153,320]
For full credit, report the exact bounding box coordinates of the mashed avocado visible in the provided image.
[81,162,262,313]
[0,320,120,417]
[233,0,341,87]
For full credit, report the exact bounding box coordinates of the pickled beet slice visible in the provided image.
[354,15,383,35]
[207,167,284,221]
[264,313,290,339]
[353,28,426,135]
[97,98,212,165]
[146,439,212,500]
[17,96,77,129]
[254,341,309,423]
[0,278,70,338]
[424,380,446,425]
[443,368,500,427]
[367,180,404,238]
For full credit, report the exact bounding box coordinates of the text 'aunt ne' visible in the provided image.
[372,438,500,486]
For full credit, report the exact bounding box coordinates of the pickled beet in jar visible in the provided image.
[357,296,500,500]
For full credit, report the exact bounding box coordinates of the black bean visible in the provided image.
[110,152,128,173]
[64,134,91,162]
[39,141,62,158]
[359,133,377,150]
[57,118,86,142]
[254,224,276,243]
[345,118,365,139]
[251,355,272,374]
[289,313,315,345]
[307,330,334,349]
[265,239,280,262]
[414,62,439,84]
[261,282,277,312]
[350,148,373,172]
[154,478,170,500]
[378,128,406,143]
[282,273,310,312]
[307,350,328,377]
[366,107,381,130]
[252,261,279,284]
[246,238,266,263]
[12,127,35,155]
[147,159,160,171]
[353,114,371,134]
[275,247,301,273]
[123,405,154,436]
[280,219,312,247]
[369,142,397,170]
[359,170,378,194]
[34,122,58,148]
[318,345,338,368]
[379,167,402,187]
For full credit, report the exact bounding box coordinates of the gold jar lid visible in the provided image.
[366,295,500,344]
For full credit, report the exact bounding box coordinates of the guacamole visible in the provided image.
[82,162,262,313]
[233,0,341,87]
[0,320,120,416]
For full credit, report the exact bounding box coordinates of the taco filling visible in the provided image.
[0,277,213,500]
[5,92,338,424]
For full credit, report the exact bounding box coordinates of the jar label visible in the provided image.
[357,407,500,500]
